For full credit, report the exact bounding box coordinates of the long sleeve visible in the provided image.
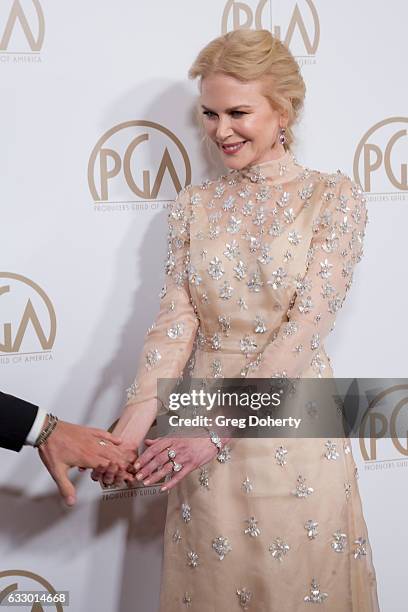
[125,185,199,414]
[0,391,39,451]
[245,174,368,379]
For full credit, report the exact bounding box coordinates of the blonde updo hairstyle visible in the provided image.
[188,29,306,151]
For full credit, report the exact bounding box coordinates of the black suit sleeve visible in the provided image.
[0,391,39,452]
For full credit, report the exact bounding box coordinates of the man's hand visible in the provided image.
[38,420,135,506]
[90,398,157,487]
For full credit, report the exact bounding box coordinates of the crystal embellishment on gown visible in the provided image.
[254,315,267,333]
[292,475,314,498]
[304,520,319,539]
[218,314,231,335]
[324,440,339,460]
[236,587,252,609]
[182,592,192,607]
[181,503,191,523]
[172,529,182,544]
[244,516,261,537]
[233,260,248,280]
[275,445,288,466]
[219,281,234,300]
[208,256,225,280]
[304,578,328,603]
[212,536,232,560]
[267,267,288,290]
[217,445,232,463]
[269,537,290,561]
[125,381,139,401]
[353,537,368,559]
[242,477,253,493]
[145,348,161,370]
[331,530,348,552]
[199,467,209,489]
[187,551,199,568]
[167,322,185,339]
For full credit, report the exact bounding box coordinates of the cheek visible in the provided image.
[239,116,270,140]
[202,120,216,138]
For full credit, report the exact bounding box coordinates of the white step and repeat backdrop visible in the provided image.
[1,1,407,610]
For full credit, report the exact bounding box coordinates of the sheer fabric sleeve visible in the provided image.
[245,174,368,379]
[124,185,199,414]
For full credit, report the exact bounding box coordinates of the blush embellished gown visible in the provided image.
[124,149,380,611]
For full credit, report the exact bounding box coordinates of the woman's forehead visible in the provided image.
[200,75,265,106]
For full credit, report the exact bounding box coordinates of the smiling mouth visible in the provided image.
[220,141,248,154]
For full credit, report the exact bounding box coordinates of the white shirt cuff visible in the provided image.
[25,407,47,446]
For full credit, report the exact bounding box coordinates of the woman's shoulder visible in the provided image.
[309,165,364,196]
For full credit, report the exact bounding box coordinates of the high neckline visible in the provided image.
[234,149,300,184]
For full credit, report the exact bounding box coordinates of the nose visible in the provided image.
[215,115,234,142]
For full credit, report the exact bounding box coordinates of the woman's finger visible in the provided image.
[134,437,176,471]
[136,447,176,481]
[160,464,192,492]
[143,461,174,486]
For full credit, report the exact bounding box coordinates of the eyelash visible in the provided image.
[203,111,246,119]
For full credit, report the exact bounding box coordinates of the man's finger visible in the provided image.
[95,430,123,445]
[53,464,77,506]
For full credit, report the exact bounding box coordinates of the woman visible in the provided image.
[93,29,380,610]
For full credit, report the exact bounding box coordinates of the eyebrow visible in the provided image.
[201,104,252,112]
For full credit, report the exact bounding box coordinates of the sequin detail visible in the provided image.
[353,537,367,559]
[235,474,250,496]
[331,530,347,553]
[236,587,252,609]
[304,578,328,603]
[324,440,339,460]
[199,467,209,489]
[275,445,288,466]
[244,516,261,537]
[181,503,191,523]
[304,520,319,540]
[187,551,199,568]
[172,529,182,543]
[212,536,232,560]
[269,537,290,561]
[182,592,192,607]
[292,475,314,498]
[145,348,161,370]
[125,381,139,401]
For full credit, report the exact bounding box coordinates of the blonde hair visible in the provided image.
[188,29,306,150]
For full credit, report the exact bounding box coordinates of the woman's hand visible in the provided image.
[133,434,231,492]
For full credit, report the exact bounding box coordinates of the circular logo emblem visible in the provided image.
[88,120,191,204]
[0,272,56,355]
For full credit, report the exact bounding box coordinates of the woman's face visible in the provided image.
[200,72,286,170]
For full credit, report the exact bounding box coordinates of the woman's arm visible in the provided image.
[92,185,200,484]
[244,173,368,379]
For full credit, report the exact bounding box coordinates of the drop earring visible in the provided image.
[279,127,287,145]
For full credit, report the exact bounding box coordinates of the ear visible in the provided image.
[280,108,289,127]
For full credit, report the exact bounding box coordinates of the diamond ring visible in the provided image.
[167,448,177,460]
[171,461,183,472]
[99,440,107,446]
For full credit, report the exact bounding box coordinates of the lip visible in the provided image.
[220,140,247,155]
